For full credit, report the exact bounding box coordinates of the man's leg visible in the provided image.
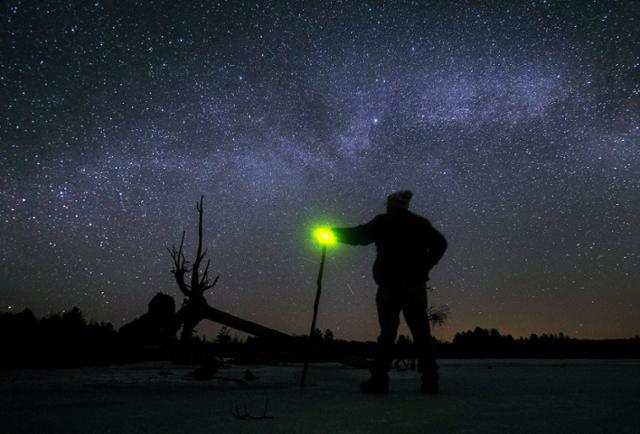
[402,284,439,392]
[361,286,401,393]
[373,286,402,375]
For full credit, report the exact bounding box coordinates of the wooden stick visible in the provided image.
[301,245,327,388]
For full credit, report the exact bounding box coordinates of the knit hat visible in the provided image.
[387,190,413,209]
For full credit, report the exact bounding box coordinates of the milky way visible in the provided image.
[2,1,639,340]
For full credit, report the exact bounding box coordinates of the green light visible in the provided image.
[313,227,336,246]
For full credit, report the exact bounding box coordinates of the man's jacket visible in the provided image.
[333,209,447,286]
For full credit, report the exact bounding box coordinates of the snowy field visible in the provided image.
[1,359,638,434]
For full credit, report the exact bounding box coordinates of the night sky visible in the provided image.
[2,1,639,342]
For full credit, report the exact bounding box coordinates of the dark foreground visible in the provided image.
[1,359,638,434]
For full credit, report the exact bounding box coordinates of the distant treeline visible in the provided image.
[443,327,640,359]
[1,307,639,368]
[1,307,121,368]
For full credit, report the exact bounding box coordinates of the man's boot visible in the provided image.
[360,372,389,394]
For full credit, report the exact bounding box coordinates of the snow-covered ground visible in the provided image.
[2,359,638,433]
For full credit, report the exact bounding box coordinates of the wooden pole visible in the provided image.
[300,245,327,388]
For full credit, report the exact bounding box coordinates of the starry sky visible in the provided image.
[2,0,639,342]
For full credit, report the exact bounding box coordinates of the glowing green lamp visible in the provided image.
[313,226,336,246]
[301,226,336,388]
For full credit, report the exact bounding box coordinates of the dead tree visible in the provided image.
[169,196,291,342]
[168,196,220,340]
[168,196,367,368]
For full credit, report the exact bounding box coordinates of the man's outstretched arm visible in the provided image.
[332,217,379,246]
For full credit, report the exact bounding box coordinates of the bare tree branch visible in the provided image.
[191,196,205,296]
[168,231,192,297]
[232,397,274,420]
[204,274,220,290]
[199,259,211,287]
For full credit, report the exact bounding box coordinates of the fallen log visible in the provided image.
[178,300,369,369]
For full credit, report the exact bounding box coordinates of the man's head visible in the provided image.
[386,190,413,212]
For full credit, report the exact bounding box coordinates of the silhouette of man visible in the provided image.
[332,190,447,393]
